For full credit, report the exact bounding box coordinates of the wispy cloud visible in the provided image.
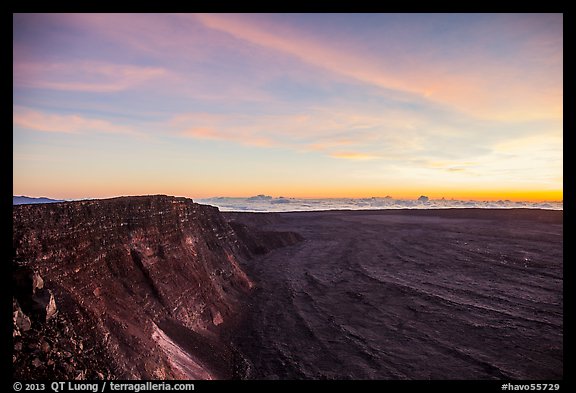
[13,14,274,103]
[13,61,167,93]
[171,109,417,156]
[13,106,136,135]
[194,13,416,93]
[194,13,562,120]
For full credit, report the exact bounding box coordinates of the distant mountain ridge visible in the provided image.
[13,196,65,205]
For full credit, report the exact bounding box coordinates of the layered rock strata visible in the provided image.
[12,195,300,380]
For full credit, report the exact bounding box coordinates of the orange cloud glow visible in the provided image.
[329,152,381,160]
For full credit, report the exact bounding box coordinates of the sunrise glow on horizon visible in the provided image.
[13,14,563,202]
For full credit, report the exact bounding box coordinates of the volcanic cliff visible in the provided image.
[12,195,301,380]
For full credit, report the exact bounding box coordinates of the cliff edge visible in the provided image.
[12,195,300,380]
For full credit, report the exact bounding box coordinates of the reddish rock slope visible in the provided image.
[12,195,299,380]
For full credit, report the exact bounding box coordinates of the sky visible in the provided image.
[13,13,563,201]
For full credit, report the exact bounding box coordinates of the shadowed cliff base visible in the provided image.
[227,209,562,380]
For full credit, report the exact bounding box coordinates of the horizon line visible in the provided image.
[13,194,564,204]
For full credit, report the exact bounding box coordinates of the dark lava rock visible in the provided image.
[13,266,57,323]
[41,341,50,353]
[13,299,31,335]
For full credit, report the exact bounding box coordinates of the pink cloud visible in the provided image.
[52,14,213,59]
[181,126,273,147]
[172,108,425,156]
[13,61,166,93]
[13,106,135,135]
[173,110,381,149]
[14,14,560,120]
[194,13,399,88]
[174,113,280,147]
[194,14,562,121]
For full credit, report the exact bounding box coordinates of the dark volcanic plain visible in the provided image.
[227,209,563,380]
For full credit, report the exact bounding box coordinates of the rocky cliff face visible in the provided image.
[12,195,300,380]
